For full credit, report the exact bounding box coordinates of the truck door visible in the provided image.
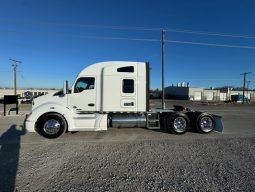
[69,77,96,112]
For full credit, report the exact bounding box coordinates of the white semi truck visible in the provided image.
[25,61,223,138]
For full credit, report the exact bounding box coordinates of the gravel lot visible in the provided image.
[0,100,255,191]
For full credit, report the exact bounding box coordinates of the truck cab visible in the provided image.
[68,61,149,113]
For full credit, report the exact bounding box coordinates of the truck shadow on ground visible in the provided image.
[146,126,202,134]
[0,124,26,192]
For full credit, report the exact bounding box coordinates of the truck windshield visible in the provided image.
[74,77,95,93]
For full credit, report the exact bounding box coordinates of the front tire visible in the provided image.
[165,113,190,134]
[37,113,67,139]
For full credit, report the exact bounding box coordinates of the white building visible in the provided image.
[165,86,255,102]
[0,88,59,99]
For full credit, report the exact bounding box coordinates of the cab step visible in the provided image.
[146,112,160,129]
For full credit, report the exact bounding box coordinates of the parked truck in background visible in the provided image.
[231,94,249,103]
[25,61,223,138]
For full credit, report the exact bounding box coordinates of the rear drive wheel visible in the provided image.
[196,113,215,133]
[165,113,190,134]
[37,113,67,139]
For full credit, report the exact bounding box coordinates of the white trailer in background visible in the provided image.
[25,61,223,138]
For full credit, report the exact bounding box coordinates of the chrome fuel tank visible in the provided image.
[111,113,147,128]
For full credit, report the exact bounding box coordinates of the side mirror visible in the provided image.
[63,80,69,94]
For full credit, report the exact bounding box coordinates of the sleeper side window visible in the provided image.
[122,79,134,93]
[117,66,134,73]
[74,77,95,93]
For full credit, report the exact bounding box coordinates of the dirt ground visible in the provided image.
[0,100,254,191]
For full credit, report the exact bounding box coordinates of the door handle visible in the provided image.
[88,103,95,107]
[124,102,134,106]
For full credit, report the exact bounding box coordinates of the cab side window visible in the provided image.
[74,77,95,93]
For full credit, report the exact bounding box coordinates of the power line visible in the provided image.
[0,19,162,31]
[164,28,255,39]
[19,73,31,87]
[1,19,255,39]
[0,29,161,41]
[182,78,242,81]
[0,71,22,73]
[165,40,255,50]
[79,36,160,42]
[1,29,255,50]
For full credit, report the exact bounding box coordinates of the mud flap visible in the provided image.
[213,115,224,132]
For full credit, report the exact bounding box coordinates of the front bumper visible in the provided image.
[24,114,36,132]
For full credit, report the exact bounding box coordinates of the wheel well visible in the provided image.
[36,112,68,132]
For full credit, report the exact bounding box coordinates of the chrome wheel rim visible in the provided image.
[43,119,61,135]
[200,116,214,132]
[173,117,187,133]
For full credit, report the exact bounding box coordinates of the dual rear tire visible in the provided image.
[195,113,215,133]
[164,113,190,134]
[164,112,215,134]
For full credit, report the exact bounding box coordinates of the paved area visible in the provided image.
[0,100,255,191]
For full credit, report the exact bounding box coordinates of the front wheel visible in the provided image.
[165,113,190,134]
[37,113,67,139]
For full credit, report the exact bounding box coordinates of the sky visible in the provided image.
[0,0,255,89]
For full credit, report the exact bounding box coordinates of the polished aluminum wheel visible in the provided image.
[43,119,61,135]
[173,117,187,133]
[199,116,214,132]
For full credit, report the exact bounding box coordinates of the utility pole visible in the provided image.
[10,59,22,95]
[240,72,251,104]
[162,30,165,110]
